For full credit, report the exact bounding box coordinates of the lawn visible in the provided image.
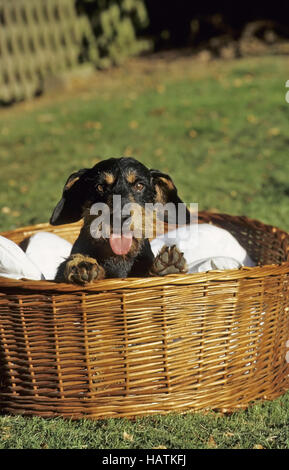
[0,53,289,449]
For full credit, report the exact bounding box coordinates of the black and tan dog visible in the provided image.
[50,157,191,284]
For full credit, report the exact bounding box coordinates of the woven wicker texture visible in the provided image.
[0,211,289,419]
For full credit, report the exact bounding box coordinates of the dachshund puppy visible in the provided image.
[50,157,191,284]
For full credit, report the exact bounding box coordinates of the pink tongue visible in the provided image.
[109,233,133,255]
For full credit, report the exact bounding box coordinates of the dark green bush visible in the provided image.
[77,0,151,68]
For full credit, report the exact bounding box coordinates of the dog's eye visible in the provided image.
[134,182,144,192]
[97,184,104,193]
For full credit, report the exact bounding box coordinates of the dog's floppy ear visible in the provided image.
[150,169,180,204]
[50,168,90,225]
[150,169,191,224]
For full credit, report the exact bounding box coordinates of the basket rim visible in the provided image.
[1,212,289,292]
[1,263,289,293]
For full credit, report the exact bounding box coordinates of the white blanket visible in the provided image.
[150,224,255,273]
[25,232,72,280]
[0,232,71,281]
[0,235,44,280]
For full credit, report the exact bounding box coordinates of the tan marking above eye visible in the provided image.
[97,184,104,192]
[103,172,115,185]
[126,171,137,184]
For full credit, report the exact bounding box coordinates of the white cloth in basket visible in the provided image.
[0,232,72,281]
[25,232,72,280]
[150,224,255,272]
[0,235,44,280]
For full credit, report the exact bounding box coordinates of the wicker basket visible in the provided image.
[0,211,289,419]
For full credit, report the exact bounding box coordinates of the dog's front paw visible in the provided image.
[150,245,187,276]
[56,254,105,285]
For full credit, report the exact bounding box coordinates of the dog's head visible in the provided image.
[50,157,190,256]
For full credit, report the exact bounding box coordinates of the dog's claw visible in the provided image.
[150,245,188,276]
[56,254,105,285]
[68,258,104,284]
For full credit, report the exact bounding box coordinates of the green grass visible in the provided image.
[1,54,289,448]
[1,393,289,449]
